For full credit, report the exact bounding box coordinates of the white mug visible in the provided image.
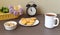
[45,13,59,28]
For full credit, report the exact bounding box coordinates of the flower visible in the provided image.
[9,5,23,16]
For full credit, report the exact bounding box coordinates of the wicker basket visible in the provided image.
[0,12,19,20]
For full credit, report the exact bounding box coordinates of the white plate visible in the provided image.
[19,20,39,26]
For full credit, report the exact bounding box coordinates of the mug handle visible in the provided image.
[53,18,59,27]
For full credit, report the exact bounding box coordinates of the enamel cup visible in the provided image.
[45,13,59,28]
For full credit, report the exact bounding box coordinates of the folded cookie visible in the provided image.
[26,22,34,26]
[20,18,27,25]
[31,17,36,20]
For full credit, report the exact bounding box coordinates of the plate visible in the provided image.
[19,20,39,26]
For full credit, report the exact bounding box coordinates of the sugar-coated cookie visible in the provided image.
[31,17,36,20]
[20,18,27,25]
[26,22,34,26]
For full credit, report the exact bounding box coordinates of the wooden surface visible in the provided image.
[0,14,60,35]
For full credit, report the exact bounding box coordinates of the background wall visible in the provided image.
[0,0,60,14]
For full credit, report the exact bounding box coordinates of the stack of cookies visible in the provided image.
[20,17,37,26]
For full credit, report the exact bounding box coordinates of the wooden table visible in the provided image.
[0,14,60,35]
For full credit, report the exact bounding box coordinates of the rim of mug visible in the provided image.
[45,13,57,16]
